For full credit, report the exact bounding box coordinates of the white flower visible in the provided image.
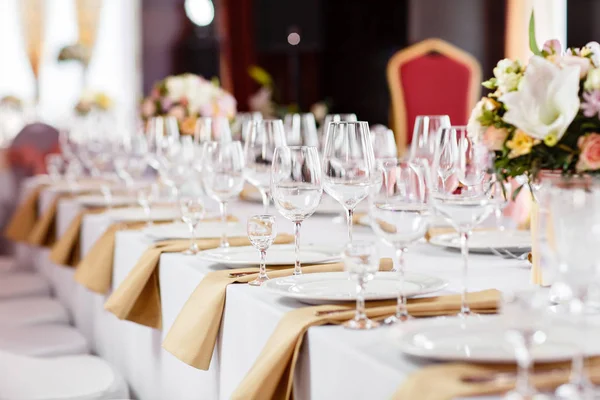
[500,56,580,143]
[585,42,600,67]
[467,97,497,140]
[585,68,600,91]
[165,76,187,102]
[493,59,523,93]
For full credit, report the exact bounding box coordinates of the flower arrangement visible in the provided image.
[75,91,113,115]
[469,14,600,185]
[141,73,237,136]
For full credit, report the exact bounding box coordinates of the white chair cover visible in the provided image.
[0,273,50,299]
[0,297,69,327]
[0,324,88,357]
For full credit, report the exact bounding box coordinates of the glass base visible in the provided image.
[182,248,199,256]
[343,318,380,330]
[248,275,269,286]
[458,310,481,320]
[384,314,414,325]
[554,381,591,399]
[504,389,553,400]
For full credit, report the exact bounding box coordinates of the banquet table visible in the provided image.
[15,177,534,400]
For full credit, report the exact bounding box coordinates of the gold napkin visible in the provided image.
[26,194,65,247]
[4,185,46,242]
[104,234,295,330]
[49,207,109,267]
[393,357,600,400]
[162,258,392,371]
[231,289,500,400]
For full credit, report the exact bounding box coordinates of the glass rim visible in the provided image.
[414,115,451,120]
[276,145,318,151]
[327,120,369,126]
[248,214,277,220]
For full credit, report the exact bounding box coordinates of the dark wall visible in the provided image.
[567,0,600,48]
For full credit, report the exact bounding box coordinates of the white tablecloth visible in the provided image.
[18,182,534,400]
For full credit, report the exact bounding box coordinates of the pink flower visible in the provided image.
[161,98,173,112]
[150,88,160,100]
[577,133,600,171]
[482,126,509,151]
[167,105,186,121]
[581,90,600,118]
[560,55,592,79]
[141,99,156,118]
[543,39,562,55]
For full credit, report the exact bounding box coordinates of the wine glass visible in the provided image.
[45,154,65,182]
[369,160,429,323]
[247,215,277,286]
[489,178,511,231]
[243,120,287,213]
[322,121,376,243]
[502,290,551,400]
[147,116,180,156]
[194,116,233,143]
[320,113,357,149]
[284,113,319,147]
[179,197,206,255]
[342,241,380,330]
[137,183,159,227]
[202,141,245,248]
[409,115,451,164]
[429,126,495,318]
[271,146,323,275]
[237,112,263,142]
[370,124,398,159]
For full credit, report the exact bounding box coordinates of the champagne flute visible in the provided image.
[409,115,451,164]
[247,215,277,286]
[369,160,429,323]
[194,116,233,143]
[429,126,495,318]
[179,197,206,255]
[271,146,323,275]
[342,241,380,330]
[243,120,287,213]
[322,121,376,243]
[202,141,245,248]
[284,113,319,147]
[137,183,159,227]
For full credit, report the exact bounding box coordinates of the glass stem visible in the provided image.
[189,223,199,253]
[356,276,366,322]
[294,221,302,275]
[259,249,267,280]
[395,247,409,320]
[260,188,270,214]
[570,297,588,387]
[220,201,229,248]
[460,230,471,315]
[515,333,533,396]
[346,207,354,244]
[495,208,504,231]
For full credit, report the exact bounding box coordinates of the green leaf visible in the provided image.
[529,12,542,56]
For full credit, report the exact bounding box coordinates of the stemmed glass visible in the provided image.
[45,154,65,182]
[137,183,159,227]
[369,160,429,323]
[179,197,206,255]
[247,215,277,286]
[322,121,376,243]
[320,113,357,149]
[370,124,398,159]
[148,116,180,156]
[429,126,495,318]
[284,113,319,147]
[195,116,233,143]
[202,141,245,248]
[271,146,323,275]
[409,115,451,164]
[342,241,380,330]
[243,120,287,213]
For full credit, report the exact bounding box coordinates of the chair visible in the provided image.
[0,297,70,327]
[0,272,51,299]
[387,38,482,155]
[0,324,88,357]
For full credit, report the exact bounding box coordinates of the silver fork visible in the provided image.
[489,247,529,261]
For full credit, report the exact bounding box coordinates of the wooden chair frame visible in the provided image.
[387,38,482,155]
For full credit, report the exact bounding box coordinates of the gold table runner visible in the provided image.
[162,258,394,371]
[104,234,295,330]
[231,289,500,400]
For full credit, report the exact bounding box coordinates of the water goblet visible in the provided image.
[137,183,159,227]
[409,115,451,164]
[370,124,398,159]
[284,113,319,147]
[271,146,323,275]
[45,154,65,182]
[179,197,206,255]
[342,240,380,330]
[247,215,277,286]
[320,113,357,149]
[202,141,245,248]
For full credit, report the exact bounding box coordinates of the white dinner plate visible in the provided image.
[197,244,341,267]
[263,271,448,305]
[357,214,451,228]
[103,207,180,222]
[391,318,600,363]
[143,221,247,240]
[428,230,531,254]
[76,195,138,208]
[241,188,367,215]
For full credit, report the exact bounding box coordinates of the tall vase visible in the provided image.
[19,0,44,108]
[75,0,103,93]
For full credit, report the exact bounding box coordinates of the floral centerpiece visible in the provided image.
[141,73,237,136]
[469,14,600,188]
[75,91,113,115]
[0,96,24,110]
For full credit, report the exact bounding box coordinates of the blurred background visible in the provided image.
[0,0,597,126]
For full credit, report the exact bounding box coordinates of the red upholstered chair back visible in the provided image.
[387,39,482,155]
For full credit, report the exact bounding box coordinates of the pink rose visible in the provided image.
[482,126,509,151]
[141,99,156,118]
[168,105,186,121]
[577,133,600,171]
[150,88,160,100]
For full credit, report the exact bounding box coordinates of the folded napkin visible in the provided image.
[4,185,46,242]
[231,289,500,400]
[162,258,392,370]
[26,194,66,247]
[393,357,600,400]
[104,234,295,329]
